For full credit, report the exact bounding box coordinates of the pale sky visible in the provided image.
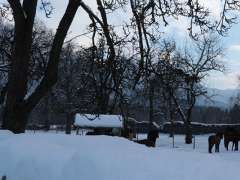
[1,0,240,90]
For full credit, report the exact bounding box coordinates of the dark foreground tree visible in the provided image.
[1,0,81,133]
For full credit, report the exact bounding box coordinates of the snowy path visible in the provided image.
[0,131,240,180]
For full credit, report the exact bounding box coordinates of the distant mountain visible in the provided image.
[196,88,240,109]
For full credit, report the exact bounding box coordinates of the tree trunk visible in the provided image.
[2,29,33,133]
[44,96,50,131]
[2,0,80,133]
[2,104,29,133]
[2,49,31,133]
[168,97,174,137]
[185,121,192,144]
[65,112,72,134]
[148,82,154,131]
[2,0,38,133]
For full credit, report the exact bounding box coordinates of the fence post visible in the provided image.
[193,136,196,149]
[172,134,175,148]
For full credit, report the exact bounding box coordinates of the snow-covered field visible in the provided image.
[0,130,240,180]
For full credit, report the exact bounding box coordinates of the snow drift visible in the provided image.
[0,131,239,180]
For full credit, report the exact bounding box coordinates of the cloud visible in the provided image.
[163,17,189,38]
[206,71,240,90]
[228,45,240,52]
[199,0,222,18]
[204,54,240,90]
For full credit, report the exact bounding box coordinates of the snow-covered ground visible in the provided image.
[0,130,240,180]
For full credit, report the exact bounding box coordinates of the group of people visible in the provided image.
[208,127,240,153]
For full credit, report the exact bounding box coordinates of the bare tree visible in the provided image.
[0,0,83,133]
[128,0,230,83]
[51,43,81,134]
[155,37,224,143]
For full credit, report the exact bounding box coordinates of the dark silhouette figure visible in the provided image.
[208,132,223,153]
[135,130,159,147]
[224,127,240,151]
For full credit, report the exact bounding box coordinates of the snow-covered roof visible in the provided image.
[74,114,123,128]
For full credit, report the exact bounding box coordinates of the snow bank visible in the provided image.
[0,130,14,141]
[0,131,240,180]
[74,114,123,128]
